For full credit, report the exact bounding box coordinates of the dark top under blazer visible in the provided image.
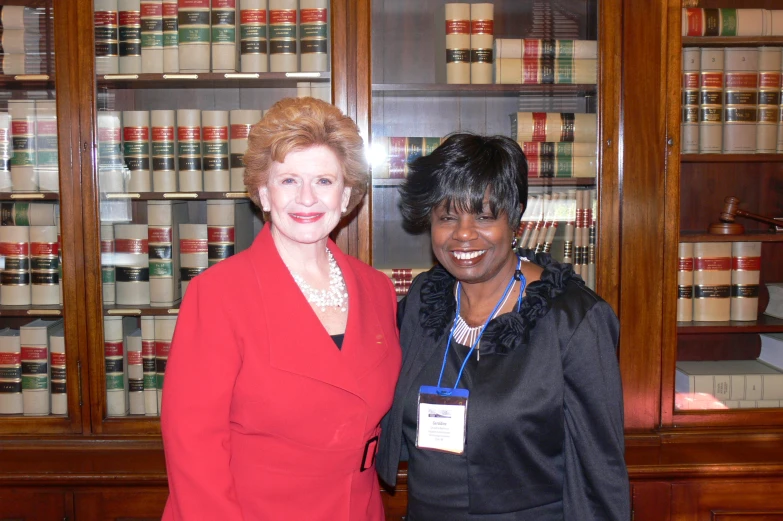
[376,253,630,520]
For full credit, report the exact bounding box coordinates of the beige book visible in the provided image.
[140,0,164,73]
[0,328,23,415]
[148,200,188,306]
[681,48,700,154]
[122,110,152,192]
[698,48,724,154]
[178,0,210,72]
[140,316,157,415]
[94,0,121,74]
[151,110,177,192]
[469,3,493,84]
[176,109,203,191]
[179,223,208,296]
[154,315,177,412]
[49,324,66,416]
[692,241,731,322]
[104,316,128,417]
[299,0,328,72]
[677,242,694,322]
[114,224,151,306]
[0,225,31,306]
[730,241,761,322]
[8,100,37,193]
[239,0,268,72]
[268,0,297,72]
[20,318,63,416]
[118,0,142,74]
[229,109,261,192]
[30,225,59,306]
[445,3,470,84]
[722,48,759,153]
[211,0,238,72]
[757,47,781,153]
[202,110,230,191]
[512,112,597,143]
[127,328,144,415]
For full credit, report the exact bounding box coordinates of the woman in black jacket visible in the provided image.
[376,133,630,521]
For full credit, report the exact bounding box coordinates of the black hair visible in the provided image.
[398,133,528,233]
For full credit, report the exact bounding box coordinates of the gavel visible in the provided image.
[708,196,783,235]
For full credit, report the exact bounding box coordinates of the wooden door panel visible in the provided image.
[0,489,66,521]
[74,489,168,521]
[713,514,783,521]
[673,481,783,521]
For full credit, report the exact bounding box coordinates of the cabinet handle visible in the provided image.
[667,138,674,146]
[606,139,612,147]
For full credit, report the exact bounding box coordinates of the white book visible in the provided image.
[162,0,179,72]
[94,0,120,75]
[677,355,783,402]
[681,48,700,154]
[127,328,145,414]
[141,316,157,415]
[178,0,210,72]
[206,200,254,266]
[469,3,493,85]
[49,324,66,415]
[118,0,142,73]
[148,200,188,306]
[179,223,208,296]
[154,315,177,412]
[0,328,23,415]
[8,100,37,192]
[176,109,203,191]
[101,224,116,305]
[35,100,59,193]
[20,318,63,416]
[299,0,327,72]
[0,225,31,307]
[239,0,268,72]
[141,0,164,73]
[211,0,237,72]
[229,109,261,191]
[151,110,177,192]
[122,110,152,192]
[0,112,11,192]
[722,47,759,154]
[268,0,297,72]
[756,47,781,153]
[97,111,125,194]
[114,224,151,306]
[104,316,128,416]
[202,110,230,191]
[30,225,59,306]
[698,48,724,154]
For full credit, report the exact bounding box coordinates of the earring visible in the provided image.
[263,206,270,212]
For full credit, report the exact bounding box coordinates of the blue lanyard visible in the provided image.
[435,257,527,394]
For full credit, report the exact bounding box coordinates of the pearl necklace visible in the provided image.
[290,249,348,312]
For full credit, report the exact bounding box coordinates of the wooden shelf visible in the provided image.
[679,231,783,242]
[97,72,330,89]
[682,37,783,47]
[677,315,783,335]
[103,305,179,316]
[681,154,783,163]
[103,191,249,201]
[0,305,62,317]
[0,74,54,89]
[0,192,59,201]
[373,177,596,187]
[371,83,597,97]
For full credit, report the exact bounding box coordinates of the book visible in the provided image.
[30,225,59,306]
[206,199,254,265]
[756,47,781,154]
[730,241,761,322]
[176,109,203,191]
[562,190,576,265]
[445,3,470,84]
[8,100,37,193]
[692,241,731,322]
[511,112,597,143]
[202,110,230,191]
[526,156,596,178]
[178,0,211,72]
[681,47,699,154]
[97,111,125,194]
[179,223,207,295]
[211,0,237,72]
[0,6,48,33]
[677,242,694,322]
[35,100,59,193]
[370,136,442,179]
[118,0,142,73]
[0,225,31,306]
[140,316,157,415]
[469,3,493,84]
[127,328,144,414]
[151,110,177,192]
[763,282,783,320]
[676,356,783,403]
[0,328,22,415]
[122,110,152,192]
[104,316,128,416]
[722,47,758,154]
[20,318,62,416]
[520,141,596,158]
[698,47,723,154]
[494,39,597,60]
[154,315,177,412]
[162,0,179,72]
[94,0,120,75]
[299,0,327,72]
[0,54,46,75]
[0,30,52,54]
[148,200,188,306]
[49,323,66,415]
[269,0,297,72]
[114,224,151,306]
[141,0,164,72]
[229,109,261,191]
[0,113,11,192]
[494,58,597,85]
[1,202,58,226]
[100,224,116,305]
[239,0,267,72]
[379,268,430,296]
[682,8,766,37]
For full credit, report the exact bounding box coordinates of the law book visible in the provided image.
[764,282,783,320]
[8,100,37,193]
[202,110,230,191]
[206,199,253,265]
[722,47,759,154]
[94,0,120,75]
[469,3,493,84]
[100,224,116,305]
[730,241,761,322]
[587,189,596,290]
[0,113,12,193]
[0,6,48,32]
[1,202,58,226]
[178,0,211,72]
[379,268,429,296]
[229,109,261,191]
[370,136,442,179]
[773,10,783,36]
[0,54,46,75]
[724,399,782,409]
[681,47,700,154]
[21,318,62,415]
[310,81,330,102]
[56,213,62,306]
[122,110,152,192]
[538,192,561,254]
[162,0,179,71]
[520,141,596,158]
[494,58,597,85]
[756,47,781,153]
[211,0,237,72]
[140,316,157,415]
[151,110,177,192]
[682,8,766,37]
[692,241,731,322]
[269,0,297,72]
[676,354,783,403]
[126,328,144,415]
[141,0,164,72]
[445,3,470,84]
[562,190,576,265]
[698,47,723,153]
[299,0,327,72]
[0,225,31,306]
[0,328,22,415]
[526,156,596,178]
[35,100,58,193]
[494,39,597,60]
[148,200,187,306]
[176,109,202,191]
[179,223,207,296]
[49,323,66,415]
[517,194,541,252]
[511,112,597,143]
[677,242,694,322]
[97,111,125,194]
[154,315,177,412]
[114,224,151,306]
[104,316,128,416]
[118,0,142,73]
[30,225,59,306]
[0,30,53,54]
[239,0,267,72]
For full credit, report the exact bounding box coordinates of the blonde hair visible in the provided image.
[243,97,368,214]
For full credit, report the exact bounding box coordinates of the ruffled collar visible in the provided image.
[418,250,583,355]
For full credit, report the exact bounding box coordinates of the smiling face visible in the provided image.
[258,145,351,247]
[430,194,518,286]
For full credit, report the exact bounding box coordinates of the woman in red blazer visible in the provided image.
[161,97,402,521]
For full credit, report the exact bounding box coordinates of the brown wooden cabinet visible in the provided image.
[74,489,169,521]
[0,489,67,521]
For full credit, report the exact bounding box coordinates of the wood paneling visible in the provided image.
[0,489,67,521]
[673,481,783,521]
[74,489,168,521]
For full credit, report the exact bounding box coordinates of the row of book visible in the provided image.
[677,241,762,323]
[0,319,65,416]
[681,47,783,154]
[682,8,783,37]
[1,100,60,193]
[104,315,176,417]
[443,2,494,84]
[493,39,597,85]
[676,333,783,410]
[94,0,328,75]
[101,200,254,307]
[0,6,54,76]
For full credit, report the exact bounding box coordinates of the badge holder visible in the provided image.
[416,386,469,454]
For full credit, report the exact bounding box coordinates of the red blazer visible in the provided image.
[161,223,402,521]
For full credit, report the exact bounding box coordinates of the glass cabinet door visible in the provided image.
[0,1,82,433]
[84,0,339,433]
[369,0,602,295]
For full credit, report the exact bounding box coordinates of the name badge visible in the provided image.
[416,385,469,454]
